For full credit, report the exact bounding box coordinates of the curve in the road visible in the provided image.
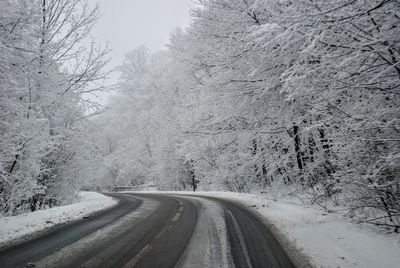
[0,193,296,268]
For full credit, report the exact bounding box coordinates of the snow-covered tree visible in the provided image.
[0,0,108,215]
[43,0,399,231]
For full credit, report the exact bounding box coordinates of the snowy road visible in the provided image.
[0,193,294,268]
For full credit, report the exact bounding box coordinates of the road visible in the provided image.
[0,193,295,268]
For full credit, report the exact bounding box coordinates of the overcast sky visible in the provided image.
[89,0,193,91]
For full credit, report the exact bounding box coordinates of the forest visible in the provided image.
[1,0,399,232]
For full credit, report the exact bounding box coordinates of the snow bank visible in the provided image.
[0,192,117,248]
[189,191,400,268]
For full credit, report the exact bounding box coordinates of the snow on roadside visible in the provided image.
[0,192,117,248]
[139,190,400,268]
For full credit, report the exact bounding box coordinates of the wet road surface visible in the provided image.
[0,193,295,268]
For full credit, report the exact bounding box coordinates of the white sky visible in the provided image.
[88,0,194,96]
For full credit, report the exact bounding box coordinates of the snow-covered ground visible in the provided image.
[0,192,117,248]
[142,191,400,268]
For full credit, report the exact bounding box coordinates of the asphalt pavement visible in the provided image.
[0,193,295,268]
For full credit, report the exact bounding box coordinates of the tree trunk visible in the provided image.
[293,125,303,171]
